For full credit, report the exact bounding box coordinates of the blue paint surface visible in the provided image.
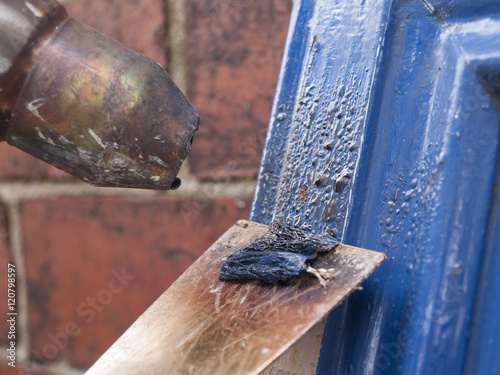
[250,0,500,374]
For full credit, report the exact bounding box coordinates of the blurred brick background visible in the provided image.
[0,0,292,373]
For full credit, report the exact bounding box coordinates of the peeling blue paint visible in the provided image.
[251,0,500,374]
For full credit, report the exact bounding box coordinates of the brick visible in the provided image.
[0,144,71,181]
[0,204,11,346]
[22,196,250,368]
[0,361,22,375]
[64,0,167,67]
[0,361,54,375]
[186,0,293,180]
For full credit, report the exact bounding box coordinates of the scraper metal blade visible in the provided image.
[86,220,386,375]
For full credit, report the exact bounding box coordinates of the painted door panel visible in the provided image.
[251,1,500,374]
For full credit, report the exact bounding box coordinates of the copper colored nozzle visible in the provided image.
[1,1,199,190]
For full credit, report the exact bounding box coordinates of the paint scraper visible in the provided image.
[86,220,386,375]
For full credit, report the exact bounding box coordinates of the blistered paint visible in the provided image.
[251,0,500,374]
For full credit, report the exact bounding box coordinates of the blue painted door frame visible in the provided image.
[250,0,500,374]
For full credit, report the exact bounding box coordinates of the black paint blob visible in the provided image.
[219,223,339,283]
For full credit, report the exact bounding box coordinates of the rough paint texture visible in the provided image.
[22,196,250,368]
[186,0,293,180]
[250,1,500,374]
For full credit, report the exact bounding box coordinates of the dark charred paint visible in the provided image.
[219,223,338,283]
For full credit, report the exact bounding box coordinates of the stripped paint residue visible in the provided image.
[219,223,338,285]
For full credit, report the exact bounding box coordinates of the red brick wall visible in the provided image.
[0,0,291,373]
